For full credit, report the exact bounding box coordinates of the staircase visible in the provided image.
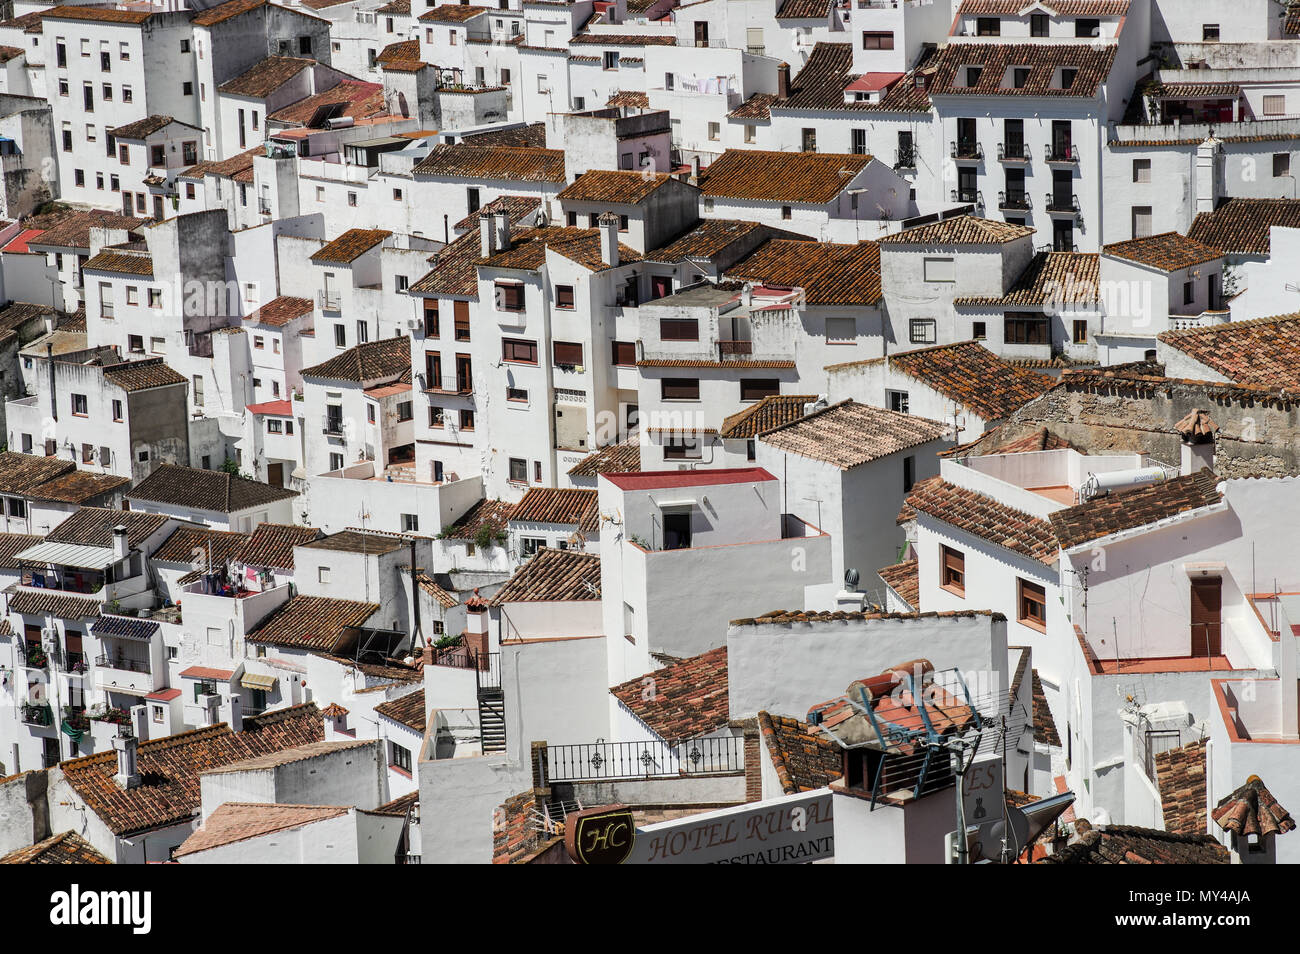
[475,652,506,754]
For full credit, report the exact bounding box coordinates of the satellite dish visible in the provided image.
[844,567,860,589]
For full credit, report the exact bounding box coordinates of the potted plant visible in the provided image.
[26,648,48,669]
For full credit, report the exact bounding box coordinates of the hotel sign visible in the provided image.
[565,805,637,864]
[625,791,834,865]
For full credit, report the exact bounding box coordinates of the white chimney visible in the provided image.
[228,693,243,732]
[598,212,619,267]
[479,212,497,258]
[112,525,129,561]
[690,154,701,181]
[112,733,141,789]
[741,283,754,307]
[1195,137,1223,215]
[492,209,511,250]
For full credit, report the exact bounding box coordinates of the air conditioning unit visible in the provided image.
[406,318,420,330]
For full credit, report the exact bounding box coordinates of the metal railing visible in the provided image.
[998,190,1031,210]
[894,146,916,169]
[95,654,150,673]
[1046,143,1079,163]
[998,141,1030,161]
[542,735,745,782]
[950,139,984,160]
[717,339,753,359]
[319,290,341,310]
[323,415,344,436]
[432,648,501,690]
[21,703,52,727]
[1044,192,1081,214]
[951,188,983,206]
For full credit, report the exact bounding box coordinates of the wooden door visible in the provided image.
[267,462,284,488]
[1190,577,1222,657]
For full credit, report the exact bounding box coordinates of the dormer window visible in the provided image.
[976,16,1000,36]
[1003,66,1031,89]
[1055,67,1078,90]
[1074,18,1100,38]
[965,66,984,87]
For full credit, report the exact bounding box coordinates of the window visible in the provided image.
[459,409,475,430]
[923,257,955,282]
[903,455,915,493]
[454,306,470,342]
[781,206,792,220]
[801,128,817,152]
[851,128,867,155]
[112,399,123,421]
[509,457,528,482]
[128,335,144,354]
[708,122,720,141]
[152,705,164,724]
[603,50,619,70]
[401,514,419,533]
[423,302,439,337]
[318,566,331,584]
[122,86,132,103]
[825,316,854,343]
[1202,23,1220,42]
[495,282,524,311]
[1274,153,1291,178]
[1018,579,1047,630]
[612,340,636,366]
[555,285,574,309]
[502,338,537,363]
[664,436,702,461]
[1132,206,1153,238]
[1075,18,1100,37]
[393,188,403,201]
[395,275,409,293]
[1263,95,1286,116]
[1183,281,1194,305]
[965,67,983,87]
[740,379,779,402]
[887,389,909,414]
[659,317,698,341]
[193,376,205,407]
[1005,312,1048,345]
[367,404,376,424]
[1132,158,1151,183]
[71,393,88,416]
[390,741,412,774]
[976,17,1000,35]
[661,378,699,401]
[1030,13,1049,36]
[941,545,965,596]
[909,318,936,344]
[745,124,756,144]
[972,321,987,340]
[183,81,193,96]
[1072,319,1088,344]
[268,419,283,434]
[862,31,894,49]
[334,324,346,348]
[553,341,582,365]
[507,387,528,402]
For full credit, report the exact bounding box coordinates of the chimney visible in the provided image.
[479,211,497,258]
[1176,408,1217,475]
[690,154,701,182]
[112,525,129,561]
[228,693,243,732]
[492,208,511,250]
[43,312,54,336]
[777,62,791,100]
[598,212,619,268]
[1195,137,1223,214]
[112,733,141,790]
[741,282,753,307]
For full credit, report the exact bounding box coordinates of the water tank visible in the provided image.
[1082,466,1167,500]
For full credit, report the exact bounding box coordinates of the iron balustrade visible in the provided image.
[717,339,753,360]
[95,654,150,673]
[950,139,984,160]
[998,190,1031,210]
[431,648,501,691]
[1044,192,1081,214]
[894,146,916,168]
[998,142,1031,161]
[21,703,53,726]
[1046,143,1080,163]
[542,736,745,782]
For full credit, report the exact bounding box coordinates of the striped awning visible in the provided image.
[240,672,277,691]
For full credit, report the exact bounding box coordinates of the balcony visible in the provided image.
[184,692,221,727]
[94,653,157,695]
[323,415,345,437]
[950,188,983,207]
[950,139,984,161]
[21,703,52,727]
[318,290,341,311]
[21,647,48,671]
[258,198,272,215]
[1168,309,1231,332]
[1044,192,1081,215]
[717,339,753,361]
[998,190,1032,211]
[998,142,1031,162]
[423,377,473,396]
[894,146,916,169]
[1045,143,1080,164]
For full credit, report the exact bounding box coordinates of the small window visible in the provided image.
[612,340,636,366]
[976,17,1000,36]
[553,341,583,365]
[1132,159,1151,183]
[509,457,528,483]
[71,393,88,416]
[740,379,779,402]
[972,321,987,341]
[401,514,419,532]
[555,285,575,309]
[661,378,700,401]
[1263,95,1286,117]
[1274,153,1291,178]
[495,282,525,311]
[923,257,955,282]
[1202,23,1220,42]
[909,318,936,344]
[941,545,965,596]
[825,316,854,343]
[659,318,698,341]
[318,566,331,584]
[502,338,538,363]
[780,206,792,220]
[1018,579,1047,630]
[862,31,894,49]
[903,455,915,493]
[1072,319,1088,344]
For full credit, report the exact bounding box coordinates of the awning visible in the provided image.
[240,672,278,691]
[15,541,120,570]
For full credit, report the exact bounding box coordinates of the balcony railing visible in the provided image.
[998,190,1032,211]
[541,735,745,782]
[95,654,150,674]
[1044,192,1081,214]
[1046,143,1079,163]
[21,703,52,727]
[717,339,753,360]
[895,146,916,169]
[319,290,341,311]
[258,198,272,215]
[1038,242,1079,253]
[323,416,345,436]
[950,139,984,160]
[998,142,1030,161]
[951,188,983,207]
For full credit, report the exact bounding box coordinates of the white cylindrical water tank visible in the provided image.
[1083,466,1168,499]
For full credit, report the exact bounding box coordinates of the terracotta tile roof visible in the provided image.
[1031,670,1059,746]
[445,498,513,540]
[727,238,881,305]
[6,588,101,619]
[761,400,951,468]
[611,647,729,744]
[1049,470,1222,550]
[636,358,795,369]
[59,704,323,836]
[1188,198,1300,256]
[878,214,1035,246]
[777,43,933,114]
[992,427,1076,455]
[371,790,418,817]
[955,252,1100,307]
[374,688,426,732]
[568,438,641,476]
[757,710,842,793]
[1212,775,1296,839]
[958,0,1128,12]
[219,56,315,98]
[480,226,640,272]
[102,358,187,392]
[237,523,322,569]
[1148,80,1240,98]
[489,548,601,604]
[453,194,541,232]
[174,802,350,857]
[375,0,411,13]
[376,38,418,64]
[301,335,410,382]
[310,228,392,264]
[1153,739,1208,836]
[777,0,830,18]
[24,470,129,505]
[568,33,676,45]
[128,464,297,513]
[26,210,147,250]
[179,665,235,680]
[1102,231,1222,271]
[418,3,487,20]
[416,573,458,608]
[244,295,313,327]
[247,595,380,651]
[46,506,169,548]
[82,248,153,276]
[645,219,789,265]
[1039,824,1230,864]
[45,5,155,24]
[493,791,561,863]
[0,830,111,864]
[829,341,1053,421]
[0,452,77,495]
[269,80,387,126]
[108,115,192,140]
[727,92,779,121]
[927,42,1116,98]
[204,738,377,774]
[606,90,649,109]
[1157,314,1300,389]
[0,532,43,570]
[719,394,817,439]
[509,487,599,531]
[0,10,46,34]
[1288,0,1300,36]
[701,149,871,204]
[301,529,411,555]
[877,560,919,609]
[412,144,565,183]
[192,0,271,26]
[410,231,481,297]
[319,702,349,719]
[903,477,1059,564]
[153,526,250,565]
[558,170,676,205]
[458,122,547,148]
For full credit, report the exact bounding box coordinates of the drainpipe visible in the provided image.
[410,537,423,650]
[47,343,56,423]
